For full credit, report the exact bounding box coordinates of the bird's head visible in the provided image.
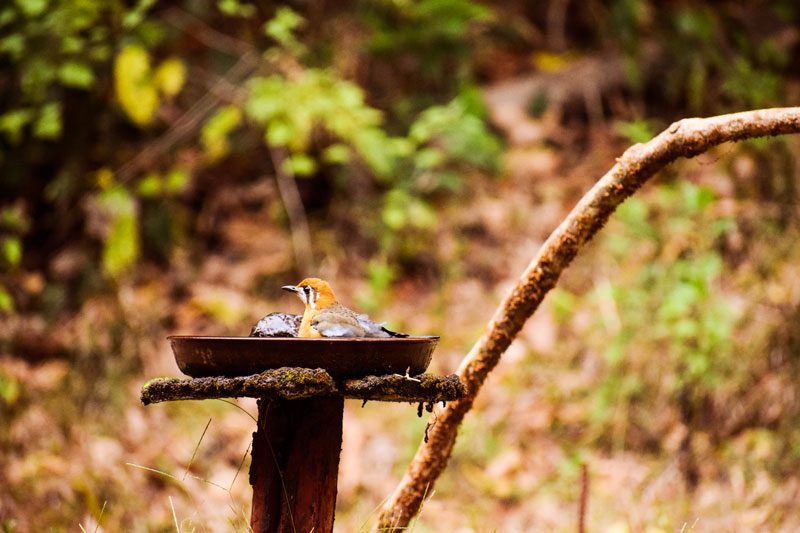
[282,278,337,310]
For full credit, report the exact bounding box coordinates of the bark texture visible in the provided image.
[250,397,343,533]
[376,107,800,530]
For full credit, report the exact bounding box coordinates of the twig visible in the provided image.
[578,463,588,533]
[376,107,800,530]
[269,146,314,275]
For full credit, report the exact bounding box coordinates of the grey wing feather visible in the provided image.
[313,305,366,337]
[356,314,391,338]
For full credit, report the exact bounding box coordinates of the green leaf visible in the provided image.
[201,105,242,161]
[114,44,158,127]
[136,172,162,197]
[0,287,13,314]
[322,144,350,164]
[283,153,316,176]
[58,61,95,88]
[33,102,61,139]
[2,237,22,268]
[0,108,33,144]
[97,186,139,278]
[616,119,654,144]
[154,58,186,97]
[0,372,20,403]
[15,0,48,18]
[266,120,294,147]
[0,8,18,27]
[218,0,256,18]
[0,34,25,59]
[164,167,189,193]
[414,147,444,169]
[263,6,306,54]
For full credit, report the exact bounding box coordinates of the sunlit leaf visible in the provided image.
[97,186,139,278]
[0,372,20,403]
[245,76,287,122]
[164,167,189,193]
[0,287,13,314]
[58,61,95,88]
[414,147,444,169]
[218,0,256,18]
[0,34,25,58]
[33,102,61,139]
[0,108,33,144]
[263,6,306,54]
[266,119,294,147]
[154,58,186,98]
[2,237,22,268]
[201,105,242,161]
[322,144,350,164]
[15,0,48,18]
[282,153,316,176]
[136,172,161,197]
[114,44,158,127]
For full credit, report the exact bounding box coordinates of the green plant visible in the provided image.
[555,182,743,447]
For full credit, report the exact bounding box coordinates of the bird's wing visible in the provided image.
[356,314,391,338]
[312,306,365,337]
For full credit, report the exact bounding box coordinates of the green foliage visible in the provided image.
[0,286,14,314]
[0,0,137,143]
[616,119,655,144]
[201,106,243,162]
[355,257,398,313]
[607,1,793,112]
[564,182,742,443]
[217,0,256,19]
[94,183,140,279]
[239,7,502,263]
[263,6,307,56]
[364,0,490,78]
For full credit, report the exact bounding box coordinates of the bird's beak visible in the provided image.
[282,285,300,293]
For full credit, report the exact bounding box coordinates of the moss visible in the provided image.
[140,369,465,405]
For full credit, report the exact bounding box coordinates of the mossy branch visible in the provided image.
[377,107,800,530]
[141,367,465,405]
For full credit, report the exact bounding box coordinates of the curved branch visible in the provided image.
[377,107,800,530]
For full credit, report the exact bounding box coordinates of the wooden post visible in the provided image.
[249,397,344,533]
[140,368,465,531]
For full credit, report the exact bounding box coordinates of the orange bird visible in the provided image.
[282,278,407,338]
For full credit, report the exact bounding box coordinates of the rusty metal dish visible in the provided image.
[168,336,439,378]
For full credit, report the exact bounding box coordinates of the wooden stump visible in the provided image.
[250,397,344,533]
[141,368,466,533]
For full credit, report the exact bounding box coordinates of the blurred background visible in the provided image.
[1,0,800,531]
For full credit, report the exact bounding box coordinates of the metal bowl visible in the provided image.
[168,336,440,378]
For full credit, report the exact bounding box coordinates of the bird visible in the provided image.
[281,278,408,338]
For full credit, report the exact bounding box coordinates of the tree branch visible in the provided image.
[376,107,800,530]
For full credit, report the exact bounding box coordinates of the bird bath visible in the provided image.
[141,336,465,533]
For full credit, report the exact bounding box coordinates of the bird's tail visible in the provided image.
[381,326,409,338]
